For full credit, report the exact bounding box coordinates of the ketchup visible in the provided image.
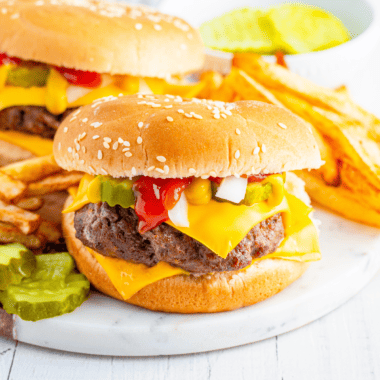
[0,52,21,66]
[133,177,192,233]
[54,66,102,88]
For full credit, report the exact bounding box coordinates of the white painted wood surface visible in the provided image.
[1,10,379,380]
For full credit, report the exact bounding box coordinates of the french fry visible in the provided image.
[15,197,44,211]
[0,154,61,183]
[37,220,62,243]
[197,71,224,99]
[0,172,27,202]
[25,171,83,197]
[0,221,43,249]
[0,200,41,234]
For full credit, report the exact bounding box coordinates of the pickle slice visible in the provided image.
[0,253,90,322]
[7,66,49,87]
[242,182,272,206]
[99,176,135,208]
[0,244,36,290]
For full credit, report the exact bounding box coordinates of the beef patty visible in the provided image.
[74,202,285,274]
[0,106,76,139]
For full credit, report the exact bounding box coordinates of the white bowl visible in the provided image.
[159,0,380,87]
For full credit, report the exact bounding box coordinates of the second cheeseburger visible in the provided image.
[55,94,322,313]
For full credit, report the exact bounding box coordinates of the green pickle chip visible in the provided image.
[0,253,90,322]
[0,243,36,290]
[7,65,49,87]
[99,175,135,208]
[200,4,350,54]
[242,182,272,206]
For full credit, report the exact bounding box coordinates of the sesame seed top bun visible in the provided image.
[0,0,204,76]
[53,94,322,178]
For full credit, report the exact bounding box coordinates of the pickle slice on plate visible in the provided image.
[0,243,36,290]
[242,182,272,206]
[7,66,50,87]
[0,253,90,321]
[99,176,135,208]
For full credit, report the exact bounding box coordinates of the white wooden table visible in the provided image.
[1,15,380,380]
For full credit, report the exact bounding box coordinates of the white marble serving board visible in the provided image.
[13,207,380,357]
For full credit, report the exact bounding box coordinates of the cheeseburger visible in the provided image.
[0,0,203,164]
[55,94,322,313]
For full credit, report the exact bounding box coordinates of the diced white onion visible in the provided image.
[215,176,247,204]
[138,78,153,94]
[168,192,189,227]
[66,86,92,103]
[66,74,115,103]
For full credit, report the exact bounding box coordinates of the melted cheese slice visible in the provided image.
[84,191,320,300]
[0,131,54,156]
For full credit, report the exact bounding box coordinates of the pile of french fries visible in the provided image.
[0,154,82,251]
[199,54,380,227]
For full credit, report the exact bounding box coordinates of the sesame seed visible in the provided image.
[98,150,103,159]
[1,8,8,14]
[178,109,184,114]
[137,136,143,144]
[91,122,102,128]
[166,116,174,122]
[75,143,80,151]
[263,169,269,174]
[221,113,227,119]
[70,117,76,122]
[210,171,217,177]
[125,152,132,157]
[58,142,61,151]
[135,23,143,30]
[137,101,147,105]
[68,147,72,153]
[193,113,203,120]
[104,137,111,143]
[166,94,175,98]
[10,13,19,19]
[164,98,170,102]
[154,24,162,30]
[157,156,166,162]
[235,150,240,159]
[88,166,95,174]
[164,165,169,174]
[278,122,287,129]
[137,94,143,98]
[123,141,130,146]
[118,138,124,143]
[262,144,267,153]
[207,105,212,110]
[112,142,119,150]
[148,166,155,171]
[185,113,193,118]
[213,114,220,119]
[79,160,85,165]
[138,122,144,128]
[164,105,173,109]
[103,142,110,149]
[93,135,100,140]
[224,110,232,116]
[122,148,130,152]
[82,147,86,153]
[156,168,165,174]
[82,118,88,123]
[63,127,68,133]
[131,167,137,176]
[253,147,260,155]
[236,128,241,135]
[101,168,108,175]
[189,168,196,175]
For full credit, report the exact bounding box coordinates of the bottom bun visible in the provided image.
[297,170,380,228]
[62,197,309,313]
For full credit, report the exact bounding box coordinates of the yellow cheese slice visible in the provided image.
[0,86,46,111]
[0,130,53,156]
[86,191,320,300]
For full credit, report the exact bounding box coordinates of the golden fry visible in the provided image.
[25,171,83,197]
[197,71,224,99]
[0,200,41,234]
[0,221,43,249]
[15,197,44,211]
[0,154,61,183]
[37,220,61,243]
[0,172,27,202]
